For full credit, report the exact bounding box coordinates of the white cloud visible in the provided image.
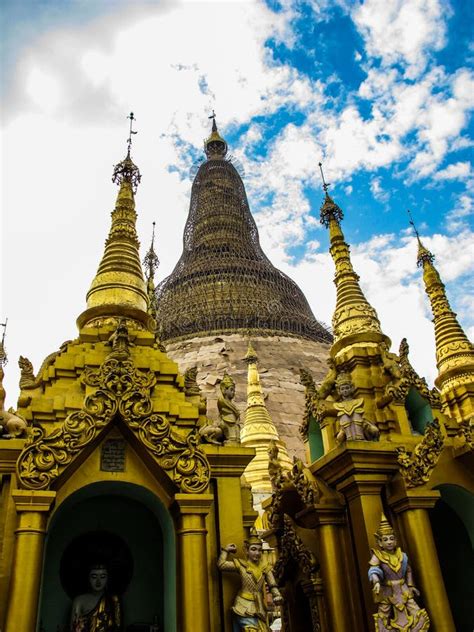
[353,0,448,78]
[445,195,473,233]
[370,176,390,203]
[434,161,471,180]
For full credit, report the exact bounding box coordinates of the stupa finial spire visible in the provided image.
[241,340,291,494]
[409,212,474,407]
[204,109,227,159]
[318,163,386,348]
[408,209,435,267]
[143,222,160,322]
[112,112,141,193]
[77,114,150,330]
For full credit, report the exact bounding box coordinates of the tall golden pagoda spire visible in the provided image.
[241,341,291,494]
[409,212,474,419]
[77,113,151,330]
[318,163,389,353]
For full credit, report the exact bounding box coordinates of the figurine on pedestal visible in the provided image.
[70,564,121,632]
[218,373,241,444]
[334,373,379,443]
[218,534,282,631]
[368,514,430,631]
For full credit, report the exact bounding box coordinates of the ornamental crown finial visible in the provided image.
[318,162,344,226]
[143,221,160,282]
[408,209,435,267]
[204,110,227,159]
[112,112,141,193]
[374,512,394,539]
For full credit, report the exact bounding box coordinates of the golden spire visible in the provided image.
[143,221,160,322]
[204,110,228,159]
[318,163,388,350]
[409,211,474,396]
[241,341,291,494]
[77,113,151,330]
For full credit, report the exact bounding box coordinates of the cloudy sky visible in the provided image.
[1,0,473,407]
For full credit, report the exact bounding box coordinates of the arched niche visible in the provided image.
[405,387,432,434]
[308,417,324,460]
[38,481,176,632]
[430,484,474,632]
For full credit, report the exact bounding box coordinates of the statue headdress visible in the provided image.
[335,372,353,388]
[244,528,263,548]
[374,513,395,539]
[220,372,235,392]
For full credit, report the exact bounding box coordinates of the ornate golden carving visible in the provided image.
[17,323,210,493]
[274,516,321,632]
[268,440,284,492]
[396,419,444,487]
[379,338,440,409]
[299,361,337,438]
[290,458,320,506]
[455,417,473,451]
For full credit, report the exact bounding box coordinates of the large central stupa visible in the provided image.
[156,118,330,344]
[156,118,332,456]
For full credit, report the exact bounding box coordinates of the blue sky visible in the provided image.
[1,0,473,402]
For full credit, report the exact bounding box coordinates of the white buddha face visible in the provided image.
[88,567,108,593]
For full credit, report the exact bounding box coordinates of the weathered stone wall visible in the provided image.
[165,333,331,460]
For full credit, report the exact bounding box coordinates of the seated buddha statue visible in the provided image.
[70,564,121,632]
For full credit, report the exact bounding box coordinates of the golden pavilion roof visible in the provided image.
[155,119,331,344]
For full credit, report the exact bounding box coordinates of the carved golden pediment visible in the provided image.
[17,324,210,494]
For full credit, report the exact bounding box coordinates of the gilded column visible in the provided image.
[389,488,455,631]
[314,505,356,631]
[173,493,214,632]
[4,489,55,632]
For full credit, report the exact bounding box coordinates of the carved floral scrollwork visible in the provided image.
[17,323,211,493]
[395,418,444,487]
[379,338,440,409]
[274,516,321,632]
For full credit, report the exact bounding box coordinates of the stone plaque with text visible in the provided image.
[101,439,126,471]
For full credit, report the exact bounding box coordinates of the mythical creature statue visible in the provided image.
[0,365,27,439]
[184,366,201,397]
[18,340,72,390]
[334,373,379,443]
[70,563,121,632]
[218,373,241,444]
[218,533,282,631]
[368,514,430,631]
